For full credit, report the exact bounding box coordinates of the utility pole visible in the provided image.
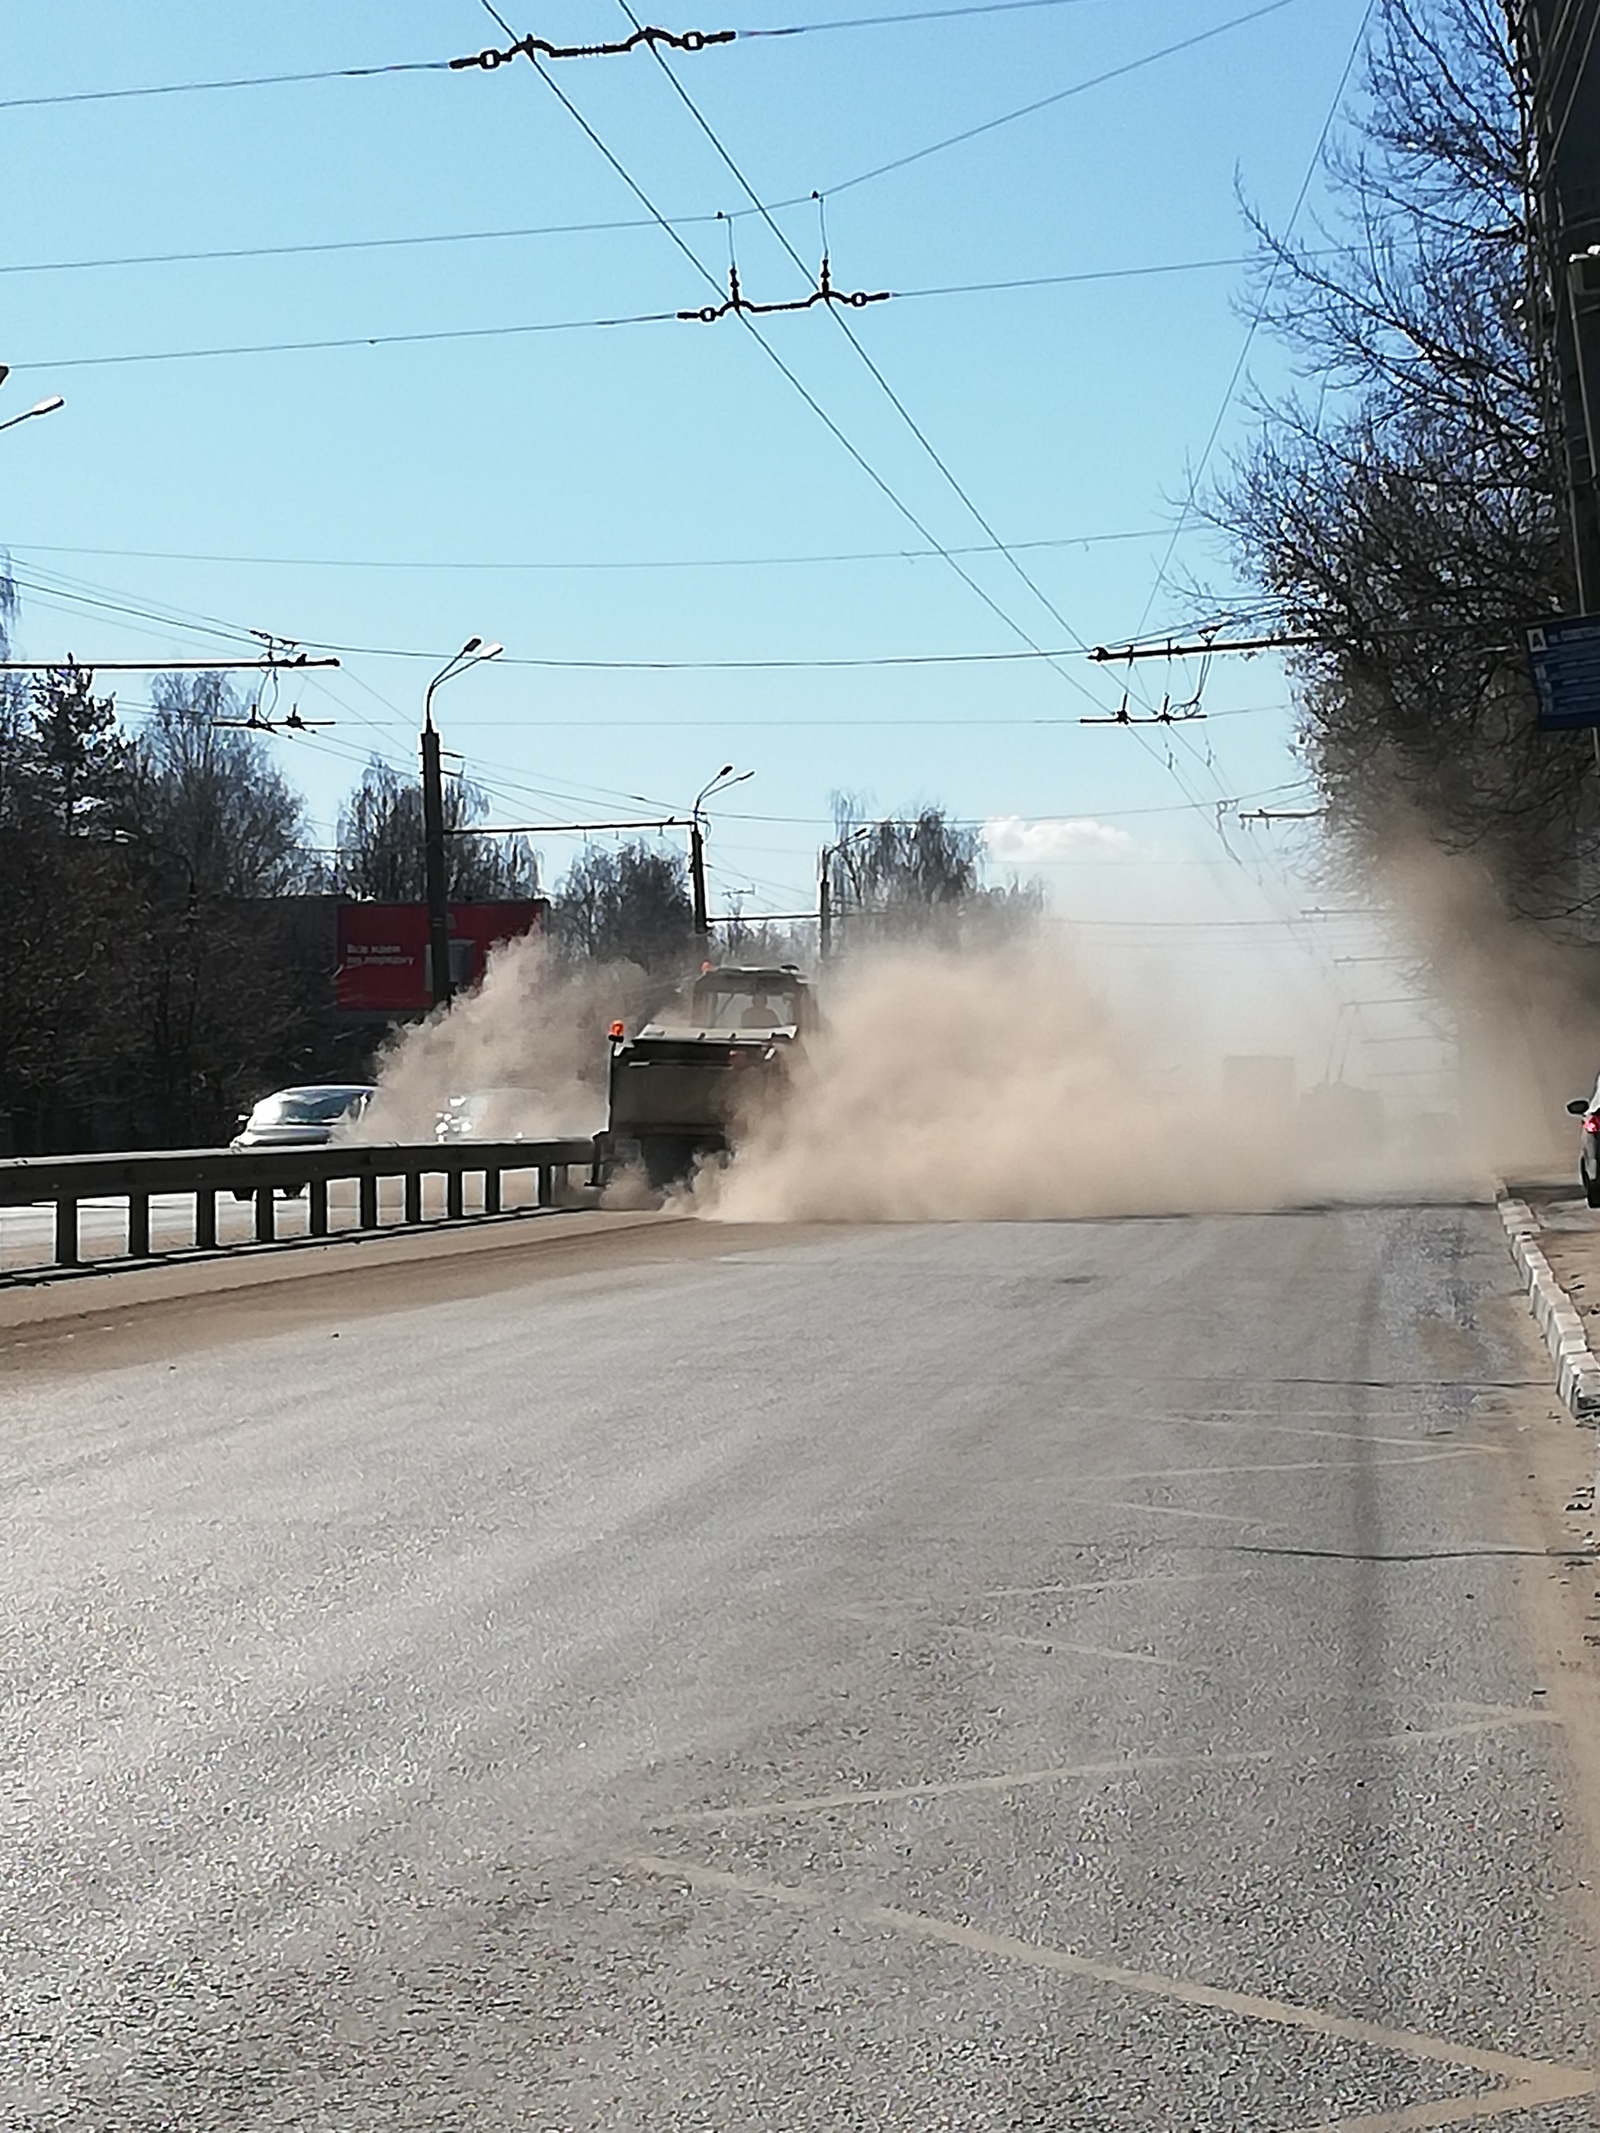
[689,765,753,946]
[1515,0,1600,607]
[420,718,452,1008]
[689,818,709,938]
[420,637,503,1011]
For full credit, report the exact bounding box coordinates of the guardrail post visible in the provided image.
[0,1136,597,1281]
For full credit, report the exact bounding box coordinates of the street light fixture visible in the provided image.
[689,764,754,938]
[0,392,65,436]
[106,828,200,917]
[420,636,503,1009]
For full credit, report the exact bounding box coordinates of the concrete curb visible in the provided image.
[1497,1193,1600,1421]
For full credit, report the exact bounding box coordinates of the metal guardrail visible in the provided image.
[0,1138,601,1275]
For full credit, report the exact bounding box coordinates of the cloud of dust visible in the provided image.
[697,862,1599,1222]
[343,834,1600,1215]
[358,933,630,1142]
[696,934,1334,1222]
[1366,829,1600,1173]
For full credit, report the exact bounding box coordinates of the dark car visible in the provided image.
[1567,1087,1600,1206]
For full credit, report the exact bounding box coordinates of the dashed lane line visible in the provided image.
[672,1711,1558,1826]
[1105,1452,1496,1480]
[963,1627,1187,1669]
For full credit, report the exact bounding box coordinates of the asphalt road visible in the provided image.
[5,1202,1600,2130]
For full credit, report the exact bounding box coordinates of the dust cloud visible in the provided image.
[694,934,1383,1223]
[352,845,1600,1218]
[359,933,622,1143]
[698,887,1595,1222]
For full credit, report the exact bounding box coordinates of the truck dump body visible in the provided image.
[609,1036,781,1139]
[601,966,814,1187]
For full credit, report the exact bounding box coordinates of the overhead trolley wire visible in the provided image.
[749,0,1138,33]
[4,560,1289,682]
[479,3,1108,715]
[0,220,1268,286]
[5,0,1312,289]
[13,259,1277,375]
[4,526,1169,571]
[0,59,452,111]
[278,637,1257,671]
[1101,5,1378,1006]
[445,703,1281,724]
[616,0,1119,709]
[13,256,1266,370]
[0,0,1297,115]
[21,309,682,372]
[821,0,1307,196]
[1130,1,1374,643]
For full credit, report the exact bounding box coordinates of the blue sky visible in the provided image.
[2,0,1376,967]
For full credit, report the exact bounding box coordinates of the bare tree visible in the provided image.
[124,672,313,897]
[335,758,539,902]
[826,797,1042,946]
[1212,0,1583,924]
[550,840,695,971]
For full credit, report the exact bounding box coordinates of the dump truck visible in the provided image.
[598,963,816,1189]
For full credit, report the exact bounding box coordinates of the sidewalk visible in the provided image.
[1512,1180,1600,1326]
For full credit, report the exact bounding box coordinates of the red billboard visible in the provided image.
[335,900,546,1014]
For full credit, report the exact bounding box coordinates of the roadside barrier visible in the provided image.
[0,1139,601,1278]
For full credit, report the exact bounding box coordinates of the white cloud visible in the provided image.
[982,815,1136,864]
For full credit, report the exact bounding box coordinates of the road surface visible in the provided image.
[5,1202,1600,2129]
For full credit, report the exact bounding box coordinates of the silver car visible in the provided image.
[229,1084,376,1197]
[231,1084,376,1150]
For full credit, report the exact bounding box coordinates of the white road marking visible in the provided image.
[673,1712,1559,1825]
[942,1623,1187,1670]
[627,1854,1594,2130]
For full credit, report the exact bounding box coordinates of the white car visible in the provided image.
[433,1087,544,1142]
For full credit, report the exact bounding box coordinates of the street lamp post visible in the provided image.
[421,636,502,1009]
[818,824,871,960]
[689,765,754,939]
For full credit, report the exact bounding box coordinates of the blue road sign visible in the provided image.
[1529,614,1600,729]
